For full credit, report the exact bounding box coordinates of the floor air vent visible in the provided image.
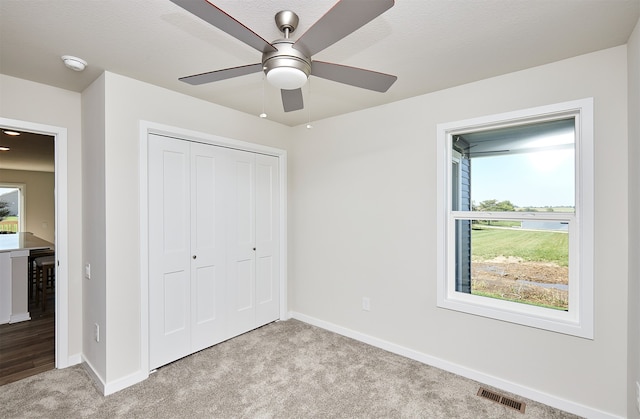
[477,387,526,413]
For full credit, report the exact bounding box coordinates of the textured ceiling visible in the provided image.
[1,0,639,128]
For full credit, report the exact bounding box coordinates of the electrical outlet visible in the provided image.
[94,323,99,343]
[362,297,371,311]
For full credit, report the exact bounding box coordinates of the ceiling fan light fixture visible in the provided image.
[266,66,308,90]
[262,39,311,90]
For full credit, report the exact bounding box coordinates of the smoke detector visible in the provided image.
[61,55,87,71]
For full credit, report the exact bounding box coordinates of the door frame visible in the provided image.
[139,120,288,374]
[0,116,70,368]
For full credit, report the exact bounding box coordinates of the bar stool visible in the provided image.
[28,248,55,303]
[35,255,55,311]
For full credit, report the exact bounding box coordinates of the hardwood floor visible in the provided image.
[0,293,55,386]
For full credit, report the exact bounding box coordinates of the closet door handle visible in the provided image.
[192,255,197,260]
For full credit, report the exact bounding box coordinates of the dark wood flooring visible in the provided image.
[0,293,55,386]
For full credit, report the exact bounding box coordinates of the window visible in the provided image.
[436,98,594,338]
[0,184,25,234]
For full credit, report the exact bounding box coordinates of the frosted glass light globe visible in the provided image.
[266,67,308,90]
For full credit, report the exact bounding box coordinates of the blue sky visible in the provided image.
[0,188,16,197]
[471,149,574,208]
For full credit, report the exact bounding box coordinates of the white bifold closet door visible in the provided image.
[148,134,279,370]
[227,150,280,337]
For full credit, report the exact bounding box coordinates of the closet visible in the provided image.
[148,134,279,369]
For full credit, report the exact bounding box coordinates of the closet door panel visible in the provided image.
[255,256,274,304]
[190,143,230,351]
[194,265,216,322]
[235,259,254,311]
[228,151,256,335]
[255,154,280,325]
[163,271,189,334]
[149,134,191,370]
[235,159,254,244]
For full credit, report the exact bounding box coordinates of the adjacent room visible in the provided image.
[0,130,56,384]
[0,1,639,418]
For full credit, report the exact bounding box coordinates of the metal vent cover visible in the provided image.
[477,387,526,413]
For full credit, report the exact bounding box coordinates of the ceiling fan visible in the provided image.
[170,0,397,113]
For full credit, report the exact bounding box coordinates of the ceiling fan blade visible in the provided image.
[281,89,304,112]
[170,0,276,53]
[179,63,263,85]
[311,61,397,92]
[293,0,394,56]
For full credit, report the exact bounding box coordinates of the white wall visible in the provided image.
[91,72,291,385]
[0,74,82,362]
[289,46,629,417]
[0,169,55,243]
[81,74,107,379]
[627,16,640,419]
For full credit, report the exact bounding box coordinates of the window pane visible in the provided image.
[455,219,569,310]
[453,118,575,211]
[471,151,574,211]
[0,187,19,234]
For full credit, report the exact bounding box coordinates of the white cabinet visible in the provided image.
[0,252,12,323]
[148,134,279,369]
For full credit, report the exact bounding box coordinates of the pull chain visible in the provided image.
[306,77,313,129]
[259,73,267,119]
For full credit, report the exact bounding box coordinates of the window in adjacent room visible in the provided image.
[0,184,24,234]
[436,98,594,339]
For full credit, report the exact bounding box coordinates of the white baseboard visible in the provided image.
[67,353,82,366]
[81,355,148,396]
[289,311,621,419]
[103,370,148,396]
[81,355,149,396]
[56,352,81,369]
[81,356,106,395]
[9,312,31,323]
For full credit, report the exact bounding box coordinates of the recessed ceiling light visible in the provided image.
[0,146,10,151]
[3,130,20,136]
[61,55,87,71]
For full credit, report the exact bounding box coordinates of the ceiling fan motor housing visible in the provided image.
[262,39,311,90]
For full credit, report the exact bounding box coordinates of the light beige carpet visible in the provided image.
[0,319,580,418]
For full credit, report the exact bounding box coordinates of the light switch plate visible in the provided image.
[636,381,640,413]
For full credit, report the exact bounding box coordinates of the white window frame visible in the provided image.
[436,98,594,339]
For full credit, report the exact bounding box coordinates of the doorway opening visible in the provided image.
[0,118,69,384]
